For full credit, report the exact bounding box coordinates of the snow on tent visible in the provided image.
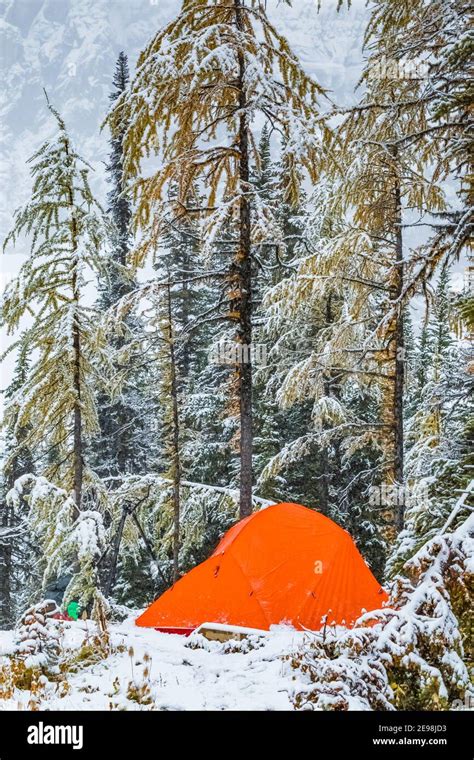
[136,502,388,633]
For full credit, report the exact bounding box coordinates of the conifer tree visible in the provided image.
[330,89,442,532]
[106,0,327,517]
[92,52,147,478]
[0,339,37,627]
[104,52,132,299]
[156,280,182,583]
[2,97,109,509]
[312,0,470,540]
[160,189,236,490]
[102,269,188,587]
[365,0,472,284]
[261,181,386,571]
[252,124,284,487]
[390,269,473,572]
[280,9,447,537]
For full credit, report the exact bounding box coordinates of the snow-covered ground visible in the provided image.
[0,615,310,711]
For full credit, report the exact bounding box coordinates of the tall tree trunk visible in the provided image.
[319,293,336,516]
[235,0,253,518]
[392,166,405,532]
[104,507,127,596]
[65,135,83,512]
[382,146,405,536]
[72,271,83,512]
[379,152,405,539]
[0,500,12,627]
[165,283,182,583]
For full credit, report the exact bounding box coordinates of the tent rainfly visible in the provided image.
[136,502,388,633]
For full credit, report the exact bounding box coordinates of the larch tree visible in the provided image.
[277,5,447,538]
[365,0,472,285]
[105,0,327,517]
[323,0,472,534]
[1,98,109,511]
[270,0,470,550]
[335,21,444,531]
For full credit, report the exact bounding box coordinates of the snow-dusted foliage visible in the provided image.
[1,98,111,502]
[105,0,328,262]
[366,0,472,277]
[16,599,61,672]
[290,629,393,711]
[291,512,473,711]
[389,271,473,574]
[6,475,106,609]
[5,470,246,611]
[0,0,471,714]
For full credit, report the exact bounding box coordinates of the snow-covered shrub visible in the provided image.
[0,599,64,702]
[378,514,473,709]
[291,513,473,711]
[16,599,62,672]
[289,628,393,711]
[7,474,107,611]
[186,631,267,654]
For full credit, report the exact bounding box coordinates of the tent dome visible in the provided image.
[136,502,388,632]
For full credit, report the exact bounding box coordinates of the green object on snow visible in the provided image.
[67,601,80,620]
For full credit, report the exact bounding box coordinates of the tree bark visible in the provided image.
[0,500,12,627]
[165,282,182,583]
[104,507,127,596]
[378,149,405,539]
[382,144,405,535]
[72,269,83,512]
[65,135,83,512]
[235,0,253,518]
[392,168,405,532]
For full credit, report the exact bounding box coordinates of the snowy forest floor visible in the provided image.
[0,615,309,711]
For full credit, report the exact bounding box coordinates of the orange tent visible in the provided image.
[136,502,388,632]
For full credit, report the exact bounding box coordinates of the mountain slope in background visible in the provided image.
[0,0,368,245]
